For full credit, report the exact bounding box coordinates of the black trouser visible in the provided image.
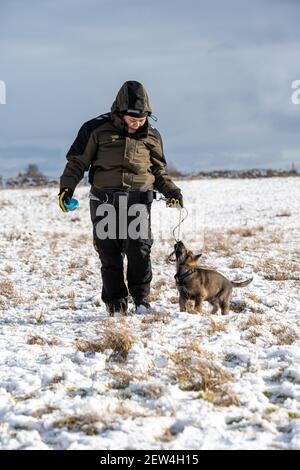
[90,195,153,305]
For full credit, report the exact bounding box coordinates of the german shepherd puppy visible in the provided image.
[174,241,252,314]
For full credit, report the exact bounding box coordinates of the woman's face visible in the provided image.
[123,115,147,133]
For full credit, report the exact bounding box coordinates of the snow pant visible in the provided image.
[90,194,153,305]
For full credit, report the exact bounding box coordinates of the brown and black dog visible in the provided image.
[173,241,252,314]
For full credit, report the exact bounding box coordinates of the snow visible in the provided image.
[0,177,299,450]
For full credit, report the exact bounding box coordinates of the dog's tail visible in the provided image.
[231,278,253,288]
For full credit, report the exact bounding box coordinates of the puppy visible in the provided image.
[174,241,252,315]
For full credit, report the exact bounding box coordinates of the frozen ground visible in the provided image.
[0,177,299,450]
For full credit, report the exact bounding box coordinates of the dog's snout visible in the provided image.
[174,241,184,251]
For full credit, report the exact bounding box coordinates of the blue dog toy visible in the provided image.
[64,198,79,211]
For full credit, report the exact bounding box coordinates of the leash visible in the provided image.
[154,193,189,242]
[172,206,188,241]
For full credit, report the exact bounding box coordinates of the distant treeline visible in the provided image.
[0,163,299,188]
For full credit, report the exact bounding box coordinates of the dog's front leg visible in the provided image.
[179,294,187,312]
[194,294,203,314]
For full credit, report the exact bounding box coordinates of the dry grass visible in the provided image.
[228,226,264,238]
[169,342,239,407]
[152,279,167,290]
[240,314,264,331]
[204,233,234,257]
[4,265,13,273]
[53,414,100,435]
[199,389,240,407]
[141,312,171,325]
[275,211,291,217]
[60,291,77,310]
[264,273,300,281]
[229,259,245,269]
[76,325,135,359]
[68,261,81,270]
[207,318,227,335]
[147,291,161,302]
[256,257,300,281]
[228,227,255,237]
[80,270,90,281]
[51,374,65,384]
[0,200,11,208]
[0,280,15,297]
[271,325,299,345]
[35,313,46,324]
[27,335,60,346]
[27,336,47,346]
[160,428,175,442]
[109,369,133,389]
[230,300,247,313]
[248,294,260,303]
[245,329,262,344]
[0,280,23,308]
[32,406,58,418]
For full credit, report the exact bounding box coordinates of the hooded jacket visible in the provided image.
[60,81,179,195]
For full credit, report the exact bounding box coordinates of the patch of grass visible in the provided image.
[67,387,89,398]
[13,393,36,402]
[68,260,81,270]
[160,428,175,442]
[228,228,255,237]
[169,342,239,407]
[27,336,47,346]
[130,383,162,400]
[0,280,23,308]
[0,280,15,297]
[271,325,299,345]
[264,407,277,415]
[264,273,300,281]
[249,306,265,315]
[276,211,291,217]
[147,292,160,302]
[230,300,247,313]
[27,335,59,346]
[248,294,259,303]
[50,374,65,385]
[76,324,135,359]
[245,329,261,344]
[32,406,58,418]
[4,265,13,273]
[198,389,240,407]
[35,313,46,324]
[240,314,263,331]
[204,233,234,257]
[53,414,99,436]
[229,259,245,269]
[141,312,170,325]
[263,390,290,404]
[207,318,227,335]
[109,369,133,390]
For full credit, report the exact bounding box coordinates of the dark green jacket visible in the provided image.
[60,81,179,195]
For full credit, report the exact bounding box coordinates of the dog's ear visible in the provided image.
[190,253,202,265]
[185,251,195,265]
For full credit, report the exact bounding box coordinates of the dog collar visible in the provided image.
[175,268,195,285]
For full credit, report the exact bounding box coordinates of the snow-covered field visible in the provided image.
[0,177,299,450]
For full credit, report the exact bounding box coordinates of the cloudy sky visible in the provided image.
[0,0,300,177]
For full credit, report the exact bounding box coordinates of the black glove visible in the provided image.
[59,187,74,212]
[165,189,183,208]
